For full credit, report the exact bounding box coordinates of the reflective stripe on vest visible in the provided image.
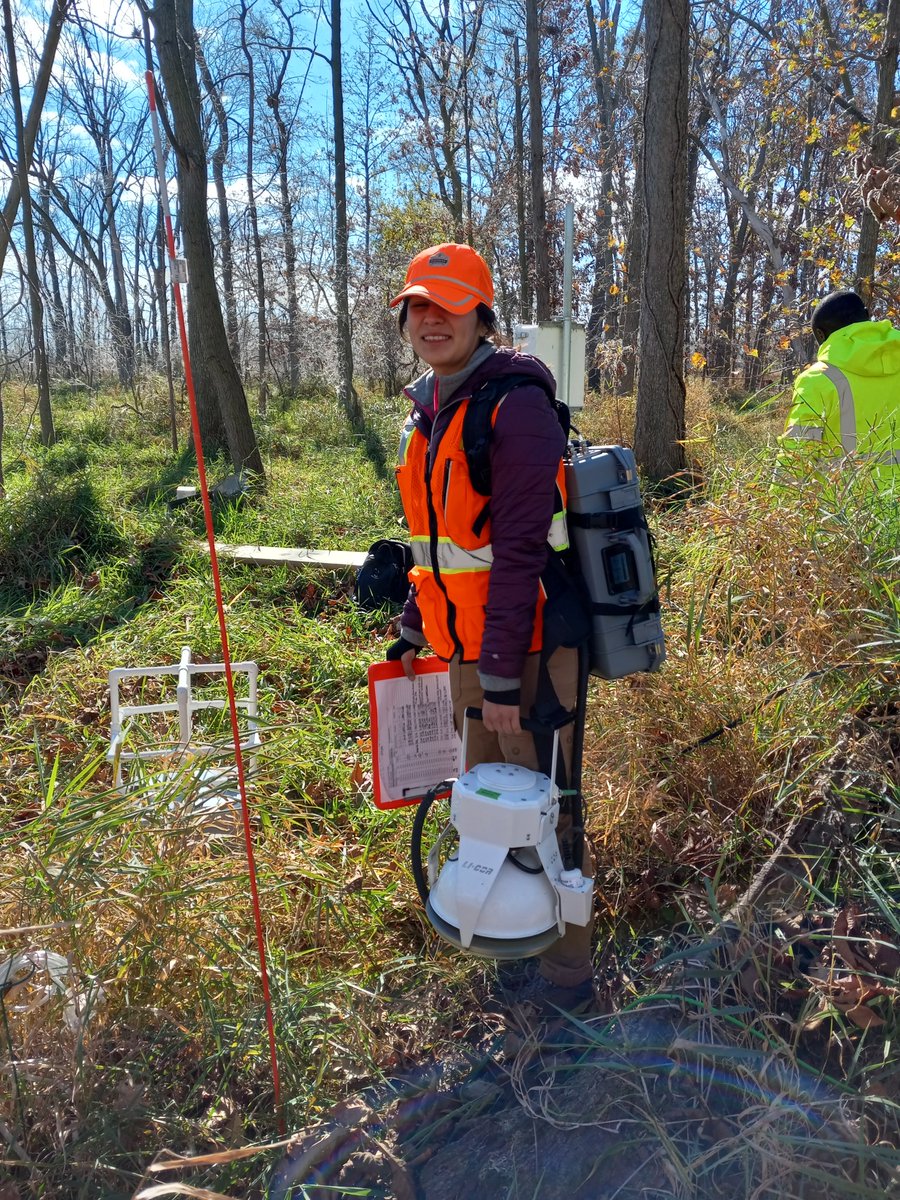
[821,364,857,453]
[784,424,823,442]
[547,508,569,551]
[815,364,900,466]
[409,508,569,574]
[410,536,493,572]
[398,417,416,465]
[395,392,567,661]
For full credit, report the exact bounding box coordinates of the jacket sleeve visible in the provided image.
[773,368,840,487]
[478,385,565,686]
[400,584,427,647]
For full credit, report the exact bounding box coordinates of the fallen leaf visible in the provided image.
[845,1004,886,1030]
[650,821,677,858]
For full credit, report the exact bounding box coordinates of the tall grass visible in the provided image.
[0,380,897,1197]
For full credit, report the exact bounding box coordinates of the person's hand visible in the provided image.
[386,636,419,680]
[482,698,521,735]
[397,647,417,680]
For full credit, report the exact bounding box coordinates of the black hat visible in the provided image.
[811,290,870,342]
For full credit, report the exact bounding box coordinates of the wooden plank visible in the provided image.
[203,542,368,568]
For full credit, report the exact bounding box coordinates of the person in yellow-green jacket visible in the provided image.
[777,289,900,494]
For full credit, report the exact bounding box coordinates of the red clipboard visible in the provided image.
[368,657,460,810]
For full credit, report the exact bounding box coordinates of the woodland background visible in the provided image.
[2,2,900,1196]
[2,0,900,467]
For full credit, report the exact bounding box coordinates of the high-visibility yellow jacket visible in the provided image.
[777,320,900,493]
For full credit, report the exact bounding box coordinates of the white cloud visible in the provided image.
[72,0,143,38]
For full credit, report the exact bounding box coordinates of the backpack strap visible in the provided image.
[462,373,566,499]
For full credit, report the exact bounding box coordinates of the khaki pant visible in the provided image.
[448,648,595,987]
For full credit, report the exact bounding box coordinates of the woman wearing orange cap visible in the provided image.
[386,243,595,1011]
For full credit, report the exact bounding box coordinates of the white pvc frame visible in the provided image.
[108,645,259,790]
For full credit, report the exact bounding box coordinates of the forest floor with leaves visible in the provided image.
[0,377,898,1198]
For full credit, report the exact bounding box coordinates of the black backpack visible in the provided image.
[462,374,591,656]
[354,538,414,610]
[462,373,571,499]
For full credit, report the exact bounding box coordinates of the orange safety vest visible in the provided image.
[396,394,569,663]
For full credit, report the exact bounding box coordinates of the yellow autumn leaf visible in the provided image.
[744,346,759,358]
[609,284,620,295]
[799,189,812,202]
[778,335,791,350]
[690,352,707,369]
[844,214,856,229]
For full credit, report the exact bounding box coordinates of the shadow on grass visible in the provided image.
[0,532,181,698]
[129,445,199,508]
[0,469,129,585]
[0,468,183,697]
[356,409,394,482]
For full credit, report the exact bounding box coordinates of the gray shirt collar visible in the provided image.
[407,342,497,410]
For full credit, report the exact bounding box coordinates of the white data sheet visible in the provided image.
[368,658,461,808]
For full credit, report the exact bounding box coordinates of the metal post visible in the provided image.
[561,202,574,410]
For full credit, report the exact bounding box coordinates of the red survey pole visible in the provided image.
[144,70,283,1130]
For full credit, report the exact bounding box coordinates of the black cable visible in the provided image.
[568,640,591,872]
[410,780,454,905]
[507,849,543,875]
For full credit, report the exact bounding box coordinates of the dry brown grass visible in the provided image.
[1,382,897,1196]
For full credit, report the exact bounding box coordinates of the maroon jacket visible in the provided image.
[399,347,564,688]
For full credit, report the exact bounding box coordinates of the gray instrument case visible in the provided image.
[565,443,666,680]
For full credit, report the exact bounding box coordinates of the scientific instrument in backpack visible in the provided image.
[410,708,592,959]
[463,384,666,680]
[565,440,666,678]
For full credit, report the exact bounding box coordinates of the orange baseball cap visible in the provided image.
[390,243,494,314]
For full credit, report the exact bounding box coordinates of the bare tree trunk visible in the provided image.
[512,38,532,322]
[634,0,688,481]
[38,180,68,370]
[66,257,76,372]
[359,37,375,272]
[101,155,135,388]
[0,0,68,277]
[332,0,361,429]
[710,211,748,380]
[133,190,145,367]
[585,0,625,387]
[268,96,300,398]
[525,0,551,320]
[151,0,263,477]
[239,0,267,417]
[746,267,774,391]
[3,0,54,446]
[855,0,900,301]
[154,205,178,453]
[196,38,241,374]
[460,4,474,242]
[619,138,643,395]
[0,377,5,496]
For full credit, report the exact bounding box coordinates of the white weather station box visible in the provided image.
[513,203,586,413]
[514,321,586,412]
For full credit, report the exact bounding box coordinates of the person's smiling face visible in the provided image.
[405,298,485,377]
